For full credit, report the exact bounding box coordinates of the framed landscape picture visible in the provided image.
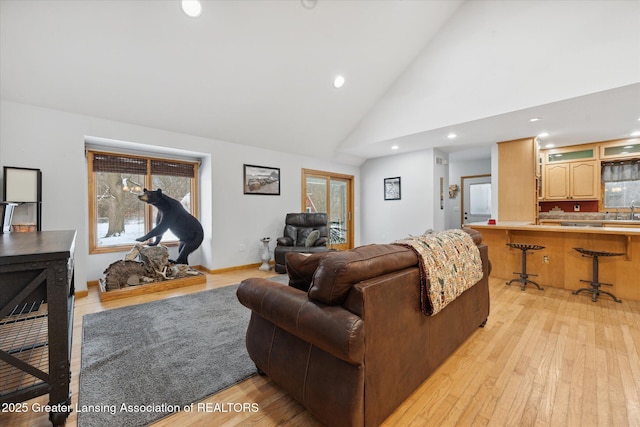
[243,164,281,195]
[384,177,401,200]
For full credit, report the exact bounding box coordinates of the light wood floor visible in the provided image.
[2,270,639,427]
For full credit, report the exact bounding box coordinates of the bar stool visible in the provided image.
[572,248,623,303]
[506,243,545,291]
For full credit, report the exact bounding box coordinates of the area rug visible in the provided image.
[78,284,256,427]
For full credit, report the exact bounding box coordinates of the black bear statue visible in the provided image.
[136,188,204,265]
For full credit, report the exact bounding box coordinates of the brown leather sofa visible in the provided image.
[237,229,490,427]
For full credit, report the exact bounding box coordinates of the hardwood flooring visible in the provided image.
[2,270,639,427]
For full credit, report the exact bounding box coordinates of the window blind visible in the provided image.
[92,154,147,174]
[151,160,195,178]
[91,153,196,178]
[601,159,640,182]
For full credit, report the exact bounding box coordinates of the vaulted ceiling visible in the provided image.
[1,0,639,165]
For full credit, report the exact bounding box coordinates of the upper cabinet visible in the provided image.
[541,145,600,201]
[545,147,595,163]
[544,160,599,200]
[600,140,640,160]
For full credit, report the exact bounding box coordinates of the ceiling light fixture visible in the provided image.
[391,145,399,150]
[529,117,542,122]
[545,143,555,148]
[537,132,549,138]
[182,0,202,18]
[630,131,640,137]
[301,0,318,9]
[333,75,345,89]
[447,133,457,139]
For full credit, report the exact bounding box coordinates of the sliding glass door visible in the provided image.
[302,169,353,250]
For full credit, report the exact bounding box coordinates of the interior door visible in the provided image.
[462,174,492,225]
[303,169,353,250]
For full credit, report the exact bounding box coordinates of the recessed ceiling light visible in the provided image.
[537,132,549,138]
[391,145,399,150]
[447,133,457,139]
[545,143,555,148]
[529,117,542,122]
[630,131,640,137]
[182,0,202,17]
[333,75,345,89]
[301,0,318,9]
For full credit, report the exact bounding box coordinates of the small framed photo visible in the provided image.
[384,177,401,200]
[243,164,281,195]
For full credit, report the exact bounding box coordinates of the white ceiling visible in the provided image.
[1,0,639,165]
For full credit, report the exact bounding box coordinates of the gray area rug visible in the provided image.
[78,284,257,427]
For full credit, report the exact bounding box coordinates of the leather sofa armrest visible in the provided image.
[237,278,364,365]
[277,236,293,246]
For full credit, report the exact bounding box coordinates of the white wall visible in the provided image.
[447,158,492,229]
[360,148,449,244]
[0,100,360,290]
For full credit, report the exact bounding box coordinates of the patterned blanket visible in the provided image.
[394,229,483,316]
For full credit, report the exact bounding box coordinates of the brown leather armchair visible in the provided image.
[273,212,329,273]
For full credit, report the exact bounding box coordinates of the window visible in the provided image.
[302,169,354,250]
[469,183,492,215]
[87,150,199,253]
[602,160,640,209]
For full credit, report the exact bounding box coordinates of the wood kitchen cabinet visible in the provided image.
[544,160,599,200]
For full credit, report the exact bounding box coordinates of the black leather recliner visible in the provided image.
[274,213,329,273]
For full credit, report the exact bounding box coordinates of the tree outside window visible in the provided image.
[88,151,199,253]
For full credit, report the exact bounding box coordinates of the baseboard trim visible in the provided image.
[194,262,274,274]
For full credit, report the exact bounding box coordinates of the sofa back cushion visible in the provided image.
[309,244,418,305]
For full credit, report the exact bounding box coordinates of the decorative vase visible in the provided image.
[259,237,271,271]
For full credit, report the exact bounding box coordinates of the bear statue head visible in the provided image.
[138,188,163,204]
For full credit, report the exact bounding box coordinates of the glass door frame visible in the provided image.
[301,169,354,250]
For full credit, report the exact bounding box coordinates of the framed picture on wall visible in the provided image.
[384,177,401,200]
[243,164,281,195]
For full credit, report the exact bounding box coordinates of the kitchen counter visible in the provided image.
[538,219,640,228]
[466,221,640,301]
[467,221,640,235]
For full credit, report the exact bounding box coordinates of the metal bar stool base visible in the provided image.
[572,286,622,303]
[507,277,543,291]
[572,248,623,303]
[505,243,545,292]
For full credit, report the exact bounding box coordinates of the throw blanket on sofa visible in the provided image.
[394,229,483,316]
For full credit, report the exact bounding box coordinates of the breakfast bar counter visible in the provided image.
[467,222,640,301]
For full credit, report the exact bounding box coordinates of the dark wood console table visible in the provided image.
[0,231,76,425]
